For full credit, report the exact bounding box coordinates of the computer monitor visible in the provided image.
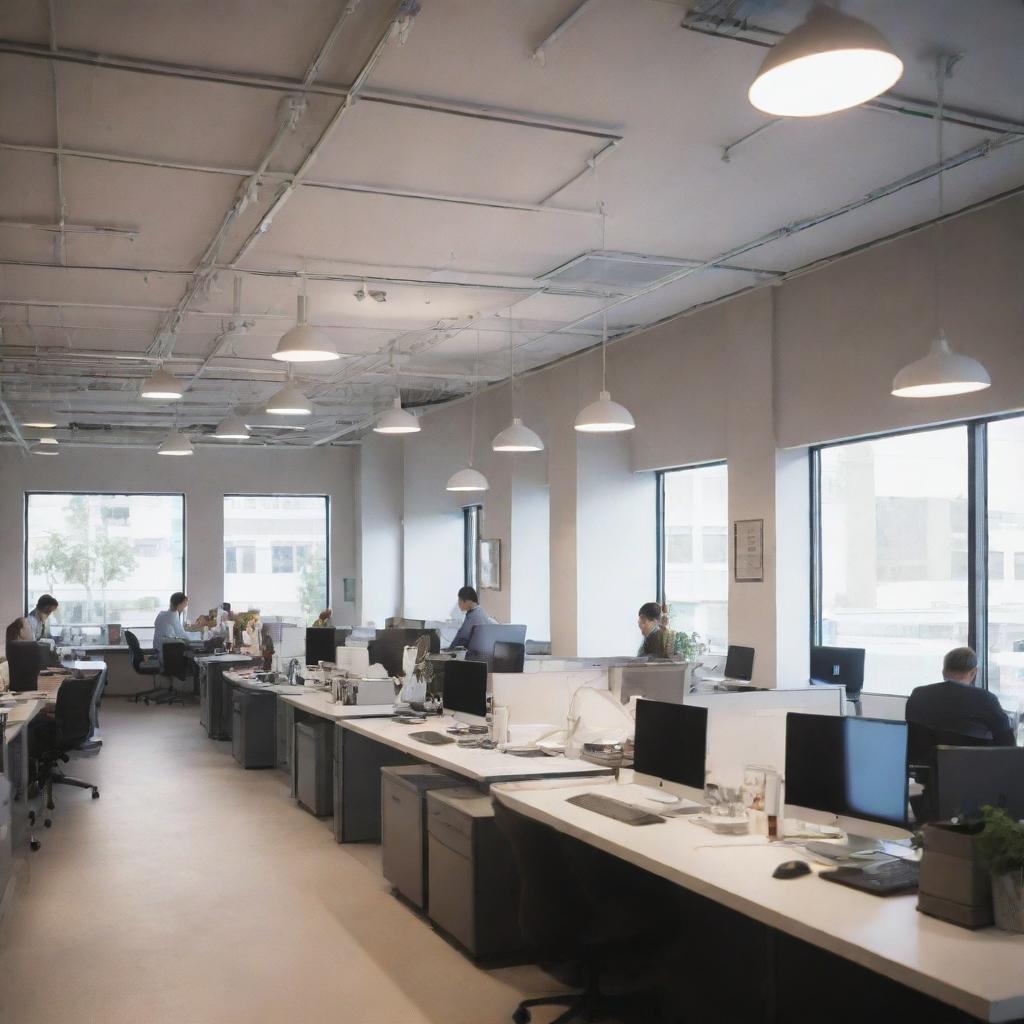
[441,659,488,726]
[335,645,370,675]
[810,645,865,699]
[784,712,910,849]
[370,628,440,676]
[306,627,339,666]
[633,698,708,800]
[491,641,525,674]
[465,623,527,660]
[723,645,755,682]
[933,746,1024,822]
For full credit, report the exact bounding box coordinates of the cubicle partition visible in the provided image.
[368,628,440,677]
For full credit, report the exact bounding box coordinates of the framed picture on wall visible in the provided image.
[479,538,501,590]
[734,519,764,582]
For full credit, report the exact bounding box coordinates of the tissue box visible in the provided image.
[918,821,993,929]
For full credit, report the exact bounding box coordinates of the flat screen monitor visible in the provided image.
[810,645,865,698]
[306,627,339,666]
[465,623,527,659]
[491,641,525,674]
[441,659,488,725]
[370,628,440,676]
[723,645,755,682]
[335,646,370,675]
[633,698,708,796]
[933,746,1024,822]
[784,712,909,843]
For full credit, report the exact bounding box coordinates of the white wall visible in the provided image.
[0,445,358,631]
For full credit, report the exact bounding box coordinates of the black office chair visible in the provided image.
[7,640,44,692]
[492,641,526,673]
[151,641,189,706]
[492,796,676,1024]
[907,720,993,823]
[125,630,162,702]
[33,674,101,820]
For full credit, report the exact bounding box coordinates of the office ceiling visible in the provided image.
[1,0,1023,449]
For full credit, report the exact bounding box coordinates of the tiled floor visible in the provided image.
[0,703,567,1023]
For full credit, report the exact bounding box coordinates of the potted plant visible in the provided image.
[976,805,1024,932]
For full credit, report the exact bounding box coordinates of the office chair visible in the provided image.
[33,674,101,821]
[150,641,189,706]
[492,797,676,1024]
[125,630,162,702]
[907,720,995,823]
[492,641,525,673]
[6,640,44,692]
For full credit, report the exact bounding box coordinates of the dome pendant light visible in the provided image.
[272,277,339,363]
[892,57,990,399]
[157,429,194,456]
[749,4,903,117]
[374,349,420,434]
[575,310,635,433]
[447,329,489,492]
[140,366,184,401]
[266,381,313,416]
[213,413,251,440]
[492,312,543,453]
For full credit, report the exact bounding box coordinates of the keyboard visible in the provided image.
[410,730,455,746]
[568,792,665,826]
[820,858,920,896]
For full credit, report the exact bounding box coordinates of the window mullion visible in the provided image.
[968,422,989,688]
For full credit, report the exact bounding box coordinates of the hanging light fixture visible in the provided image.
[157,429,194,456]
[22,413,58,428]
[272,276,339,362]
[892,56,990,399]
[212,414,251,440]
[575,308,635,432]
[140,366,184,400]
[373,348,420,434]
[492,312,543,453]
[36,436,59,445]
[266,382,313,416]
[447,329,489,492]
[30,442,59,455]
[748,4,903,117]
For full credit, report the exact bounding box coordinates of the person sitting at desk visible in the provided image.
[153,592,204,668]
[448,586,496,649]
[907,646,1015,745]
[26,594,59,641]
[637,602,674,658]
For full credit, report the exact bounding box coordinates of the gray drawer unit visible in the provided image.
[198,666,211,734]
[381,766,463,911]
[426,788,523,960]
[295,717,333,816]
[276,699,294,773]
[232,689,276,769]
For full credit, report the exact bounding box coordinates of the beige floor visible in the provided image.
[0,703,570,1024]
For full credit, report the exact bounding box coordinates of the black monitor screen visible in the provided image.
[785,713,907,829]
[633,699,707,789]
[442,660,488,718]
[810,645,865,697]
[724,645,755,682]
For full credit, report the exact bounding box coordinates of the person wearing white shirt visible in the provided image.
[153,592,201,668]
[26,594,59,640]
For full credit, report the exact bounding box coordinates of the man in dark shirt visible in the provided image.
[907,647,1016,746]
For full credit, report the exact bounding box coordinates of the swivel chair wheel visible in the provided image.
[91,788,100,799]
[30,839,41,852]
[28,811,36,825]
[44,818,52,828]
[46,797,55,811]
[512,1009,531,1024]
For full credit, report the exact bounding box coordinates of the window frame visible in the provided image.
[23,490,186,621]
[463,504,482,591]
[808,414,1024,692]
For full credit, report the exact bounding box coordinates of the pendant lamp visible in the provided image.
[892,57,990,399]
[213,414,251,440]
[266,383,313,416]
[575,311,635,432]
[140,367,183,400]
[30,443,59,455]
[447,329,489,492]
[749,4,903,117]
[374,350,420,434]
[158,430,194,456]
[272,279,339,362]
[492,313,543,453]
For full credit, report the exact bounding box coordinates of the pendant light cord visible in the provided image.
[933,55,947,338]
[468,328,480,466]
[507,309,516,417]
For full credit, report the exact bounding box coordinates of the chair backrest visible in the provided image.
[907,719,993,767]
[491,796,587,956]
[124,630,146,670]
[55,674,100,750]
[162,640,188,680]
[6,641,43,692]
[491,641,525,673]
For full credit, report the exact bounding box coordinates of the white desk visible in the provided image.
[496,780,1024,1023]
[279,691,395,722]
[1,696,46,742]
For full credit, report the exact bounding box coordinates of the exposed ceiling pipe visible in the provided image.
[0,219,138,238]
[0,390,29,451]
[46,0,67,266]
[532,0,600,65]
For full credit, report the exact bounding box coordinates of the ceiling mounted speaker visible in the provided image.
[749,4,903,117]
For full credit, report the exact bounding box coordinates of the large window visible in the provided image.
[657,463,728,653]
[25,492,184,630]
[223,495,328,625]
[814,415,1024,703]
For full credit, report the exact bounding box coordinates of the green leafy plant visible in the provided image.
[672,630,707,662]
[976,806,1024,877]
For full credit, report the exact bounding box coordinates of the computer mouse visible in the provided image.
[773,860,812,880]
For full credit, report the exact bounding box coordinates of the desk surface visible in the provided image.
[1,696,47,742]
[194,654,257,665]
[496,780,1024,1024]
[279,690,395,720]
[340,716,614,784]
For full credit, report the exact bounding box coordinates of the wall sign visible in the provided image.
[734,519,764,582]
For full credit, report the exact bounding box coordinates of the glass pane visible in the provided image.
[464,505,481,590]
[662,464,728,653]
[819,427,968,695]
[223,496,328,625]
[987,416,1024,705]
[25,493,184,631]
